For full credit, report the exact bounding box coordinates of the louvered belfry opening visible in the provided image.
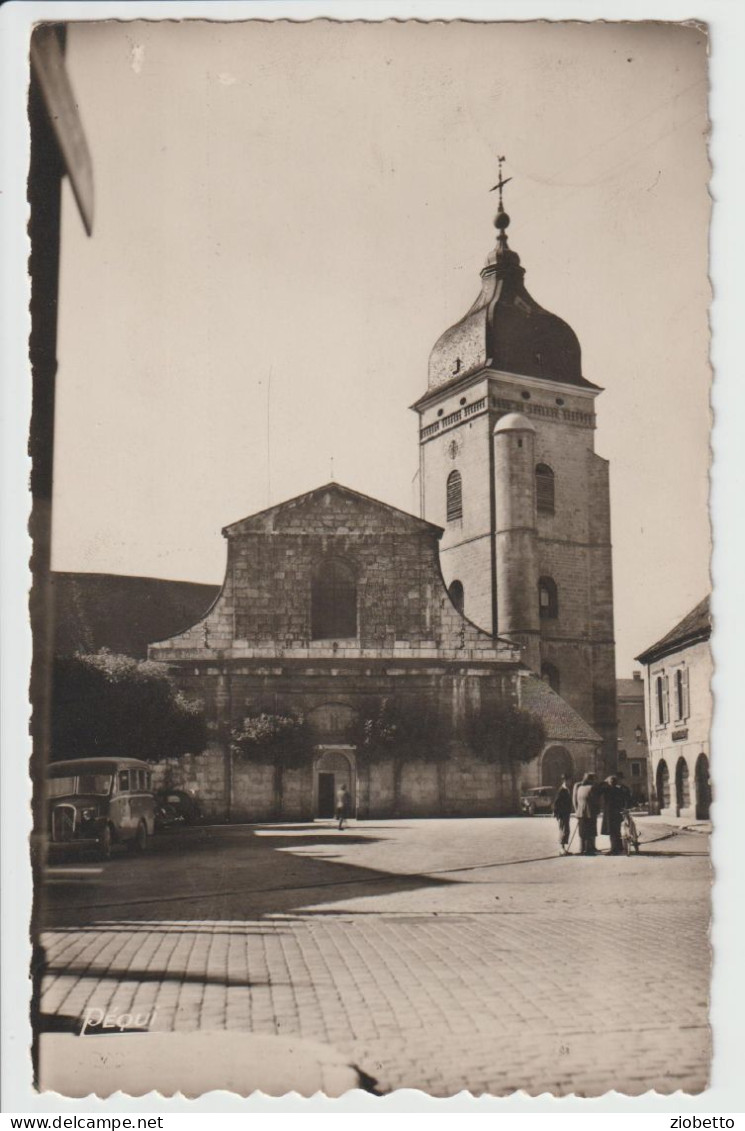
[446,470,463,521]
[311,557,357,640]
[535,463,555,514]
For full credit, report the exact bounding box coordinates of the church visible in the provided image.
[148,186,616,820]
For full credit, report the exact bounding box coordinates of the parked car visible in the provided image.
[47,757,156,859]
[519,785,556,816]
[154,787,202,829]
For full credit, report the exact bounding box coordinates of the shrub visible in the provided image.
[230,713,311,768]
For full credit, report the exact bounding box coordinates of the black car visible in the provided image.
[154,787,202,829]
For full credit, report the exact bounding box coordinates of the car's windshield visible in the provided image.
[77,773,113,796]
[48,773,113,797]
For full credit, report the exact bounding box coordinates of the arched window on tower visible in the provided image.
[535,463,555,514]
[538,577,558,619]
[541,662,561,694]
[448,579,465,614]
[446,470,463,522]
[311,558,357,640]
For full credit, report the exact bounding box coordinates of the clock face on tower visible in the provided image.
[447,437,461,460]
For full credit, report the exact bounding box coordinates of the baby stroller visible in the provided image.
[620,808,640,855]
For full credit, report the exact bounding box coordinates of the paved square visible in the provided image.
[41,817,710,1096]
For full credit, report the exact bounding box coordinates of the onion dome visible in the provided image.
[428,189,596,392]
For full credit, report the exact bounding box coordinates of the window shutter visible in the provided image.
[663,674,670,724]
[682,667,690,719]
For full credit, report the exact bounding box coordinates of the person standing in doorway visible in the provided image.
[335,783,351,830]
[552,776,574,855]
[572,772,600,855]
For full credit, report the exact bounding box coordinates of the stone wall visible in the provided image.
[150,743,228,820]
[149,743,535,823]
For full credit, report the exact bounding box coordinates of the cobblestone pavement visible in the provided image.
[40,818,711,1097]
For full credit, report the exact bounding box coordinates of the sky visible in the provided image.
[51,18,711,676]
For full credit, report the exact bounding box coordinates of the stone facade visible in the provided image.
[149,484,600,820]
[636,597,711,820]
[413,212,617,772]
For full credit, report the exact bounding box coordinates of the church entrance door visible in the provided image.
[317,773,336,818]
[313,746,356,819]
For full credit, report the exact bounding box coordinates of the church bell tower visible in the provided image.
[412,163,617,770]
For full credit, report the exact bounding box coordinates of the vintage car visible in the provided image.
[154,787,203,829]
[47,757,156,859]
[519,785,556,816]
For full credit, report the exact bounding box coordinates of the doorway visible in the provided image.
[313,746,356,819]
[541,745,573,789]
[317,773,336,818]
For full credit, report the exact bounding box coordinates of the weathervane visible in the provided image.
[489,155,512,212]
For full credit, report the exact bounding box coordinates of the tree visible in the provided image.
[469,702,546,765]
[469,701,546,809]
[357,698,447,814]
[230,713,312,816]
[52,651,207,762]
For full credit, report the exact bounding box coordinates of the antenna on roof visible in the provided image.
[266,366,272,507]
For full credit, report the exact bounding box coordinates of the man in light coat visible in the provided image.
[572,772,600,856]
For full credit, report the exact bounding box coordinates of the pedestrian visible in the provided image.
[552,776,573,855]
[572,772,600,855]
[335,782,351,830]
[615,771,634,810]
[600,774,627,855]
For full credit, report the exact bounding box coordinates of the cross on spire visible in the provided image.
[489,155,512,211]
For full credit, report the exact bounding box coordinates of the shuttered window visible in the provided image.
[446,470,463,521]
[675,667,690,720]
[656,674,669,726]
[536,464,555,514]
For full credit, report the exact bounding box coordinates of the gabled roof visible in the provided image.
[222,481,442,537]
[520,674,602,744]
[635,595,711,665]
[51,572,220,659]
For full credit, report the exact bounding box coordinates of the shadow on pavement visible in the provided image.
[41,824,455,927]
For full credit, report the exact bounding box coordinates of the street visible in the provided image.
[40,816,711,1096]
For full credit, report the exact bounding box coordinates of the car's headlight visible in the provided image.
[80,807,98,822]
